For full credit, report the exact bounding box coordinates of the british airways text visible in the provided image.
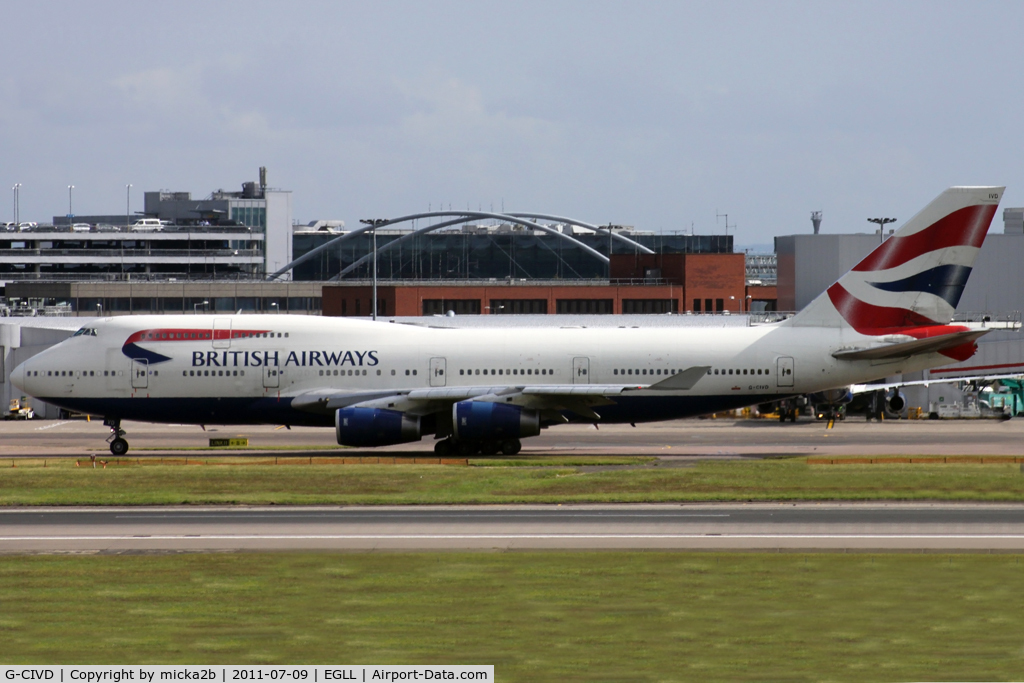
[191,350,379,367]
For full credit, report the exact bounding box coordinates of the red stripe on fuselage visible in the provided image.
[124,328,270,344]
[852,204,995,273]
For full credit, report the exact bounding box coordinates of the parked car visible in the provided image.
[18,222,37,231]
[71,223,92,232]
[1,222,16,231]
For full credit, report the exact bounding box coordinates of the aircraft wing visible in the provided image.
[291,366,712,420]
[832,329,989,361]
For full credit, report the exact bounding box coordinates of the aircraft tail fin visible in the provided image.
[784,186,1004,332]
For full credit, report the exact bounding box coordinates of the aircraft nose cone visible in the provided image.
[10,361,26,392]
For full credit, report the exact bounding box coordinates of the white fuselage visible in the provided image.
[11,314,952,428]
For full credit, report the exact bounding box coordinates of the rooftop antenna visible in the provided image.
[811,211,822,234]
[716,210,735,236]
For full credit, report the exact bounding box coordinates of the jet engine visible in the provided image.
[335,407,421,447]
[452,401,541,441]
[886,389,906,413]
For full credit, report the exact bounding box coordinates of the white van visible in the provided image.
[71,223,92,232]
[130,219,164,232]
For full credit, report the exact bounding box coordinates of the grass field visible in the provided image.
[1,552,1023,681]
[3,456,1024,504]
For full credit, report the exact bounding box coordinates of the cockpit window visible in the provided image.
[72,327,98,337]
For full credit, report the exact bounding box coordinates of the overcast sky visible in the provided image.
[3,0,1022,247]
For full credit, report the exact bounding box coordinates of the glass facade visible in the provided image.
[555,299,613,314]
[422,299,481,315]
[622,299,679,314]
[489,299,548,314]
[229,203,267,230]
[293,232,733,281]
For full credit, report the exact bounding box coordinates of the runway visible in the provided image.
[5,504,1024,552]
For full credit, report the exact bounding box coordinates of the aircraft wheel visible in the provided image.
[500,439,521,455]
[434,439,453,456]
[110,438,129,456]
[778,413,786,423]
[480,440,500,456]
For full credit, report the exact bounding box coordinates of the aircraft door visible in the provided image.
[213,318,232,349]
[573,357,591,384]
[106,349,126,390]
[131,359,149,389]
[429,357,447,387]
[263,352,280,389]
[777,356,794,388]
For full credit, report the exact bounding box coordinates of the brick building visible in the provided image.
[323,252,765,317]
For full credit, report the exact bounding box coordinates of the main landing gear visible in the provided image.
[103,417,129,455]
[434,438,521,456]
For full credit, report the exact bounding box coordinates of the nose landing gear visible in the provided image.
[103,417,129,455]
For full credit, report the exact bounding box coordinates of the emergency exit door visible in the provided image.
[430,357,447,387]
[573,357,590,384]
[263,355,280,389]
[777,356,794,388]
[131,358,148,389]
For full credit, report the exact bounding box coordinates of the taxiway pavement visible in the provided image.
[2,416,1023,458]
[5,504,1024,552]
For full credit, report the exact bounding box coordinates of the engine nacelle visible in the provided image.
[335,407,421,447]
[452,401,541,441]
[809,388,854,407]
[886,390,906,413]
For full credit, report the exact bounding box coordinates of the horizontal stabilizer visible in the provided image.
[832,329,988,361]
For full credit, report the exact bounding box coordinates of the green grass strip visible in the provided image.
[5,458,1024,505]
[1,552,1023,681]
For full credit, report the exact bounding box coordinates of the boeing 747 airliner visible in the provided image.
[10,187,1009,456]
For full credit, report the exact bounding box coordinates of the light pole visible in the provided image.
[126,184,132,229]
[194,300,208,314]
[67,185,74,226]
[270,302,278,314]
[868,217,897,244]
[360,218,387,320]
[12,184,21,225]
[96,303,103,317]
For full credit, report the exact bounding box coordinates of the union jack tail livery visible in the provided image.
[787,186,1004,331]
